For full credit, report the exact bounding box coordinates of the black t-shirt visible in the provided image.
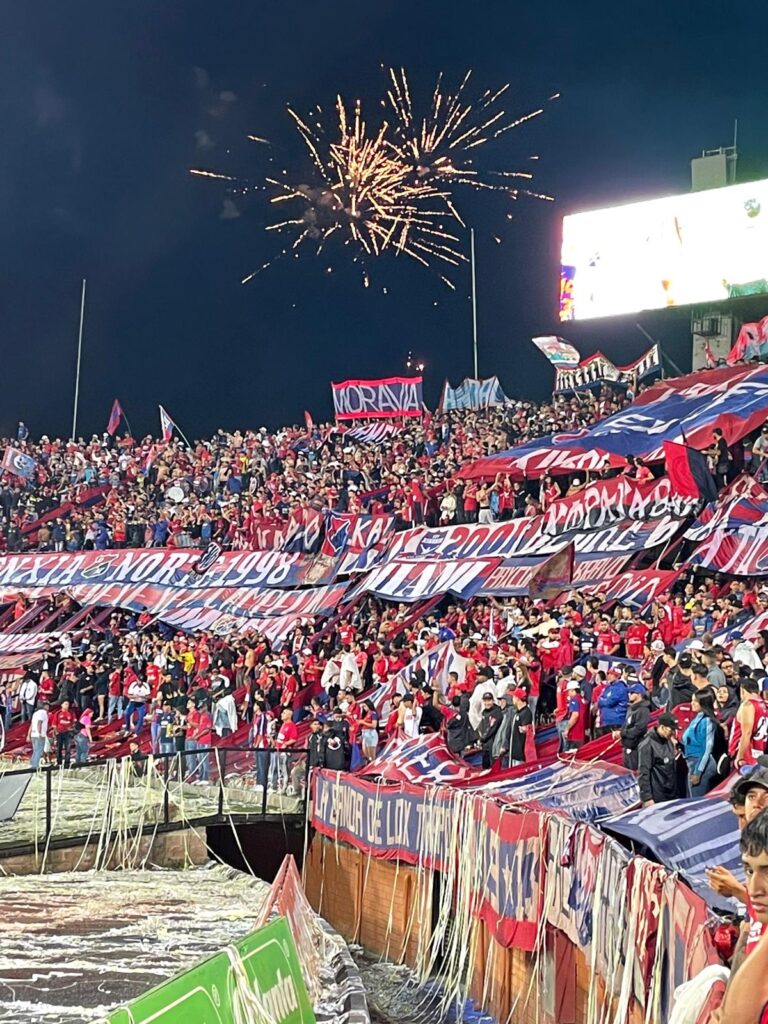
[509,705,533,762]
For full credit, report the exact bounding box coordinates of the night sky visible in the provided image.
[2,2,767,440]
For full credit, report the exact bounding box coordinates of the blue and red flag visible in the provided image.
[106,399,123,436]
[663,441,718,503]
[159,405,176,442]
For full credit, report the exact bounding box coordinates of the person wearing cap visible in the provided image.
[617,683,651,770]
[561,680,587,752]
[476,692,503,769]
[731,679,768,769]
[637,712,680,807]
[506,688,534,767]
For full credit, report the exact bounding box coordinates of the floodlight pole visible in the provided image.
[471,228,478,378]
[71,278,86,441]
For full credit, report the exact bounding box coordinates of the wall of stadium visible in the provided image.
[305,831,715,1024]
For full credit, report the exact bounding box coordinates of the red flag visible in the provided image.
[304,410,314,432]
[704,340,716,368]
[107,399,123,436]
[529,543,575,601]
[663,441,718,503]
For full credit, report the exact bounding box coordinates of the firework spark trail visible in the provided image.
[192,67,556,285]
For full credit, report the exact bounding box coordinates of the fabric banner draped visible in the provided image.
[439,376,508,411]
[344,556,501,603]
[0,549,339,591]
[331,376,423,420]
[686,474,768,541]
[388,515,683,564]
[554,345,660,393]
[606,796,740,911]
[581,567,681,607]
[686,525,768,575]
[311,771,544,950]
[460,363,768,480]
[541,476,698,537]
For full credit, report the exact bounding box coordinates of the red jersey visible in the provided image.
[186,708,201,742]
[555,678,569,722]
[146,664,161,696]
[108,670,122,697]
[38,676,55,702]
[565,694,588,743]
[624,623,649,660]
[197,711,213,746]
[729,699,768,765]
[56,708,76,733]
[275,720,298,749]
[595,627,620,656]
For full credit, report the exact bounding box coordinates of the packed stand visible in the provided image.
[0,386,630,553]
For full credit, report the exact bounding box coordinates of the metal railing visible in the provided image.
[0,745,311,855]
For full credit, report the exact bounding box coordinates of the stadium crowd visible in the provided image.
[0,385,631,553]
[5,369,768,1022]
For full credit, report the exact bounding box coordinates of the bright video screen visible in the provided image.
[559,177,768,321]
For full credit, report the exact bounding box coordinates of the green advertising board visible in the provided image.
[104,916,315,1024]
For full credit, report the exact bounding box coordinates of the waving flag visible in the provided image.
[159,405,176,442]
[663,441,718,503]
[531,336,581,367]
[107,399,123,436]
[304,410,314,432]
[1,447,36,480]
[529,543,575,600]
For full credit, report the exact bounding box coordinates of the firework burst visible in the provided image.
[191,69,556,286]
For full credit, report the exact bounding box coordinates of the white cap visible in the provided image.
[566,679,581,690]
[688,639,705,651]
[651,639,665,652]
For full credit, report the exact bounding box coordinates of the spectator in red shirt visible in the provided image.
[271,707,298,792]
[624,614,650,660]
[562,680,588,751]
[55,700,76,767]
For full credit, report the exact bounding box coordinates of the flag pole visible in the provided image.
[636,323,684,378]
[71,278,86,441]
[471,227,479,378]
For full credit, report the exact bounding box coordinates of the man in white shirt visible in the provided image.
[19,673,38,722]
[397,694,422,739]
[213,690,238,738]
[28,702,49,768]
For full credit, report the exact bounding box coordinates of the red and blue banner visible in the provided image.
[344,555,501,603]
[0,548,338,592]
[331,376,423,420]
[582,567,681,608]
[311,771,544,950]
[321,512,396,572]
[542,475,698,537]
[687,526,768,575]
[686,473,768,541]
[605,795,739,911]
[461,363,768,480]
